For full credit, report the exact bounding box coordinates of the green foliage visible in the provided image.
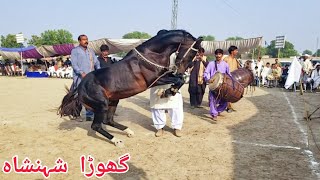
[116,52,128,57]
[0,34,24,48]
[122,31,151,39]
[28,35,42,47]
[28,29,75,46]
[302,49,313,56]
[266,40,299,58]
[313,49,320,57]
[249,46,267,59]
[226,36,244,41]
[201,35,215,41]
[206,55,215,61]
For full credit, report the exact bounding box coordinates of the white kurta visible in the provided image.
[150,84,182,109]
[261,67,271,85]
[311,69,320,89]
[150,84,184,130]
[257,60,264,77]
[303,59,313,75]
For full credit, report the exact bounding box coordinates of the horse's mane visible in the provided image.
[140,29,191,46]
[119,29,192,61]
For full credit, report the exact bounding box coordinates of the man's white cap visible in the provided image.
[304,54,310,57]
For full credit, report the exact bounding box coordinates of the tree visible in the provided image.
[226,36,244,41]
[119,31,151,57]
[0,34,24,48]
[122,31,151,39]
[249,46,267,59]
[201,35,215,41]
[266,40,299,58]
[313,49,320,57]
[302,49,313,56]
[28,35,43,47]
[28,29,75,46]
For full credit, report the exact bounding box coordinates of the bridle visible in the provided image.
[133,39,199,72]
[174,40,198,70]
[133,37,200,88]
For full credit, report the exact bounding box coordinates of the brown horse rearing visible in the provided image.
[58,29,203,146]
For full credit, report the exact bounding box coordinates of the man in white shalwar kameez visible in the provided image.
[150,85,184,137]
[302,54,314,91]
[149,52,184,137]
[257,57,264,81]
[261,62,271,86]
[311,63,320,89]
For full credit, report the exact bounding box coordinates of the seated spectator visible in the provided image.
[56,66,64,78]
[311,63,320,90]
[65,65,73,78]
[267,64,281,87]
[280,65,289,86]
[261,62,271,86]
[0,62,5,76]
[5,62,13,76]
[60,64,71,78]
[48,64,56,77]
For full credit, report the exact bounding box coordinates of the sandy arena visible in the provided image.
[0,77,319,179]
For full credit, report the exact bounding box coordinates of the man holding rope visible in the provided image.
[71,34,100,121]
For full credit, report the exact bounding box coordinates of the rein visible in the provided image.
[133,40,199,89]
[175,41,198,68]
[133,48,167,70]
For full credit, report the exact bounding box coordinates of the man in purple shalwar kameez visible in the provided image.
[203,49,231,120]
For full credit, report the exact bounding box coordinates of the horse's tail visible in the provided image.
[57,85,82,118]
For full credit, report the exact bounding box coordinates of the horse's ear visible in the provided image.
[157,29,169,36]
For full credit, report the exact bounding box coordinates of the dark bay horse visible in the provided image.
[58,30,202,146]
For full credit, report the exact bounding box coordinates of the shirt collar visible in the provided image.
[78,45,88,52]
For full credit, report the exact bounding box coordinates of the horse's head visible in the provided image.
[142,29,197,54]
[175,36,203,74]
[152,29,202,69]
[134,29,202,73]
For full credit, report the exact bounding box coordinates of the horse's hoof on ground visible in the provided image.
[124,128,135,138]
[114,141,125,148]
[156,89,165,96]
[111,137,125,148]
[171,87,178,93]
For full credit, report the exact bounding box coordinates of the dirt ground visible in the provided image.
[0,77,319,180]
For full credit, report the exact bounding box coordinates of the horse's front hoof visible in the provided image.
[124,128,135,138]
[156,88,165,96]
[114,141,125,148]
[111,137,125,148]
[171,87,178,93]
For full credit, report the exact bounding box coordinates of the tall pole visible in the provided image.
[252,49,255,59]
[257,38,262,59]
[277,48,280,58]
[171,0,178,30]
[16,33,24,76]
[20,46,23,76]
[316,37,319,57]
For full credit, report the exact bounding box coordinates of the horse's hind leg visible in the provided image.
[104,100,135,137]
[91,111,124,147]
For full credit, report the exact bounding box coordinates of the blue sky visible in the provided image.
[1,0,319,53]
